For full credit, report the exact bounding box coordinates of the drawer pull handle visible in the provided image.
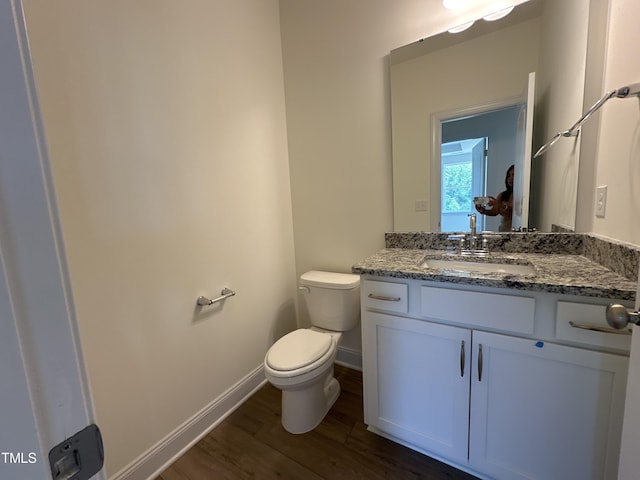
[569,320,632,335]
[368,293,401,302]
[460,340,465,377]
[477,344,483,382]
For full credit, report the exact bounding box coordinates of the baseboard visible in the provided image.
[335,345,362,371]
[109,365,267,480]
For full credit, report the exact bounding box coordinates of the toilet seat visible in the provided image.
[266,329,335,378]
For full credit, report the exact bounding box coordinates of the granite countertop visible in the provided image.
[352,233,639,302]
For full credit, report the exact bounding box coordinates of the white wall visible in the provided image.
[590,0,640,245]
[279,0,396,350]
[22,0,296,476]
[278,0,531,354]
[9,0,640,476]
[1,2,100,478]
[531,0,589,232]
[595,4,640,473]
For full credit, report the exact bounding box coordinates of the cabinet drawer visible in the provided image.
[555,301,632,352]
[363,280,408,313]
[420,286,535,334]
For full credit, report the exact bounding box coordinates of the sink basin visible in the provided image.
[420,258,536,276]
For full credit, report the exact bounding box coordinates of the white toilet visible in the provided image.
[264,270,360,434]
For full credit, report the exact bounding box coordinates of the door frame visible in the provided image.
[0,1,103,478]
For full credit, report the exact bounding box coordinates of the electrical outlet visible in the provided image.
[596,185,607,218]
[415,199,428,212]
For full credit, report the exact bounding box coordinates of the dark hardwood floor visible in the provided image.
[156,365,479,479]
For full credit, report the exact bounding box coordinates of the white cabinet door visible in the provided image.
[362,312,471,464]
[469,331,628,480]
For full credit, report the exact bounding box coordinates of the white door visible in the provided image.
[617,275,640,479]
[362,312,471,464]
[0,2,103,479]
[469,331,628,480]
[512,71,535,229]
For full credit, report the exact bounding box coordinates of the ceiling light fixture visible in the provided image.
[483,6,515,21]
[445,2,515,34]
[447,20,475,33]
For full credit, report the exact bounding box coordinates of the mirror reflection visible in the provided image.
[440,107,520,232]
[473,163,515,232]
[390,0,591,233]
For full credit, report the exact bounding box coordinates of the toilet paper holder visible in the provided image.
[197,288,236,306]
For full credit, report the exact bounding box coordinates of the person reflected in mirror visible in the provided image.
[475,164,514,232]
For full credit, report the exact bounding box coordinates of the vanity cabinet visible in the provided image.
[361,277,630,480]
[363,311,471,464]
[469,331,627,480]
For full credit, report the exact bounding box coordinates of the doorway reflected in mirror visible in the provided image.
[440,137,487,232]
[439,103,525,232]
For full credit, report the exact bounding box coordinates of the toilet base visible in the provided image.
[280,367,340,434]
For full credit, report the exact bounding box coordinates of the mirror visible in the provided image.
[390,0,593,233]
[435,72,535,232]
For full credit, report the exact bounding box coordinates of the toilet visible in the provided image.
[264,270,360,434]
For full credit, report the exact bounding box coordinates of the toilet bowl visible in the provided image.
[264,271,360,434]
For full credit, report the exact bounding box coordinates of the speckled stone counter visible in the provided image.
[352,232,639,301]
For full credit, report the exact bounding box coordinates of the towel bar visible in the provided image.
[197,288,236,306]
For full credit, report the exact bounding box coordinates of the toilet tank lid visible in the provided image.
[300,270,360,289]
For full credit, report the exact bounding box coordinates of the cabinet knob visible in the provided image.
[606,304,640,329]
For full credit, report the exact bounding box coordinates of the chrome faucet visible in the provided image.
[469,213,476,244]
[468,213,477,251]
[447,213,491,255]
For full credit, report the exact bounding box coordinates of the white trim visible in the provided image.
[1,2,103,478]
[335,346,363,371]
[110,365,267,480]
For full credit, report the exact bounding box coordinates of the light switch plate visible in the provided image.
[415,199,428,212]
[596,185,607,218]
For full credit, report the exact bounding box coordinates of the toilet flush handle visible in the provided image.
[298,286,310,293]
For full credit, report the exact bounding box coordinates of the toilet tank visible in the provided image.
[300,271,360,331]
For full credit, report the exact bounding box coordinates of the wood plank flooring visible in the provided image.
[156,365,479,479]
